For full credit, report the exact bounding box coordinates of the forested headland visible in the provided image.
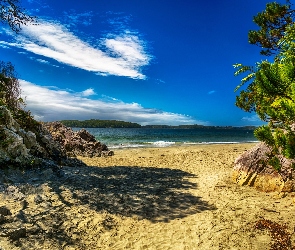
[59,119,142,128]
[59,119,256,129]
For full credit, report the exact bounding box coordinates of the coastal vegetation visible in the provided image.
[0,1,38,131]
[60,119,142,128]
[60,119,256,130]
[234,0,295,170]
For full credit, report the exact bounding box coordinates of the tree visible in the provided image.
[0,1,37,131]
[0,0,35,32]
[0,0,36,112]
[248,1,294,56]
[0,61,23,112]
[234,1,295,170]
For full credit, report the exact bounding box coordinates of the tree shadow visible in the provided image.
[52,165,216,222]
[0,164,216,248]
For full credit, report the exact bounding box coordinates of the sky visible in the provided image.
[0,0,286,126]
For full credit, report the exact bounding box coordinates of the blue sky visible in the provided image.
[0,0,284,126]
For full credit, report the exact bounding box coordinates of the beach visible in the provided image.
[1,143,295,249]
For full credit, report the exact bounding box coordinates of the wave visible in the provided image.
[107,140,259,149]
[151,141,176,147]
[184,141,259,145]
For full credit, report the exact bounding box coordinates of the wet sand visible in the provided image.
[0,143,295,249]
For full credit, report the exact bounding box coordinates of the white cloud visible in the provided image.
[0,43,10,49]
[3,20,151,79]
[80,88,96,97]
[36,58,50,64]
[20,80,203,125]
[208,90,216,95]
[32,57,60,67]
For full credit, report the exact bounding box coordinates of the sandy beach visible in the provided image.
[1,143,295,249]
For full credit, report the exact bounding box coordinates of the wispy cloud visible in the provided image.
[63,10,93,27]
[36,58,50,64]
[80,88,96,97]
[30,57,60,67]
[208,90,216,95]
[3,20,152,79]
[20,80,203,125]
[0,43,10,49]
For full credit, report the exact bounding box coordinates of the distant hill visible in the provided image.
[143,125,257,130]
[59,119,257,130]
[60,119,141,128]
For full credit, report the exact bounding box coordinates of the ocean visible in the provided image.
[73,127,258,149]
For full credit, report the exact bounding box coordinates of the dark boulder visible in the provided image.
[43,122,113,157]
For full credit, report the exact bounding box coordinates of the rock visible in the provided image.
[0,214,5,223]
[6,186,25,200]
[34,194,43,204]
[0,106,111,171]
[0,106,67,168]
[6,227,26,241]
[2,128,28,158]
[232,142,295,192]
[43,122,114,158]
[18,129,37,149]
[0,206,11,216]
[0,105,20,132]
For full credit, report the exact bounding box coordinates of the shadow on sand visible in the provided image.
[53,165,216,222]
[0,164,217,248]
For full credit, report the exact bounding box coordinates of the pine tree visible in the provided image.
[234,1,295,170]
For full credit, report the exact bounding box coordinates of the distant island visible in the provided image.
[60,119,141,128]
[59,119,256,130]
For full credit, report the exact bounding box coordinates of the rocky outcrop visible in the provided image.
[0,106,85,169]
[232,142,295,192]
[43,122,113,157]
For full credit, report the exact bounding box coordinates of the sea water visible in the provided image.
[72,127,258,149]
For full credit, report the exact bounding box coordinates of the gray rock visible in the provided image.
[0,106,66,168]
[232,142,295,192]
[18,129,37,149]
[6,186,25,200]
[0,106,111,169]
[0,106,19,132]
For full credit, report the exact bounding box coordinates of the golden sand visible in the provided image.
[1,143,295,249]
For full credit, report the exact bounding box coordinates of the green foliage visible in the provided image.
[0,0,39,134]
[14,108,41,132]
[248,1,294,56]
[268,155,281,171]
[0,61,24,113]
[0,62,41,133]
[0,128,10,148]
[235,1,295,171]
[254,125,275,146]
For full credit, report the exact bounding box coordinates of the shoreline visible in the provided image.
[1,143,295,249]
[107,141,260,150]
